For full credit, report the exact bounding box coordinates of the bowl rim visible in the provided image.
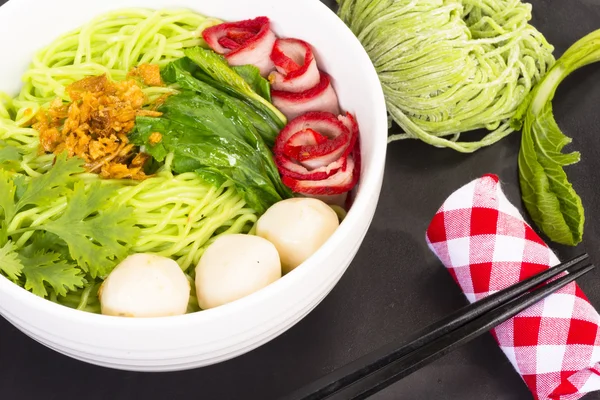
[0,0,389,328]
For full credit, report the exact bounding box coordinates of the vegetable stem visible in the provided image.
[7,227,36,236]
[515,28,600,246]
[530,67,563,115]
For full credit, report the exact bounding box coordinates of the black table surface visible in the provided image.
[1,0,599,399]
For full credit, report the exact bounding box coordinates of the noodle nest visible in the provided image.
[338,0,555,152]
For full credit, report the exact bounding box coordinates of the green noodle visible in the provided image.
[0,9,262,314]
[115,155,258,271]
[11,8,221,126]
[337,0,556,152]
[0,94,54,176]
[2,154,257,313]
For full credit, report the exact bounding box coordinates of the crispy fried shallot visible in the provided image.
[34,70,163,180]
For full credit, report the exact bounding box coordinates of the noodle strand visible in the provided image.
[0,9,259,313]
[337,0,555,152]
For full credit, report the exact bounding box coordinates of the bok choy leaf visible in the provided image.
[512,29,600,246]
[132,59,292,214]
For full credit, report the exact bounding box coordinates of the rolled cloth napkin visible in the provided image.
[425,174,600,400]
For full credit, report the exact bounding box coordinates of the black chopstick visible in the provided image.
[326,261,595,400]
[282,254,593,400]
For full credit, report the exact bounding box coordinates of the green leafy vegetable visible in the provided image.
[133,94,289,213]
[0,155,139,298]
[0,241,23,281]
[41,181,138,278]
[0,141,21,166]
[133,59,292,214]
[512,29,600,246]
[1,153,83,221]
[177,48,285,147]
[184,47,284,123]
[26,231,71,260]
[232,65,272,102]
[0,221,7,247]
[0,147,19,162]
[162,59,282,148]
[0,169,16,222]
[14,154,83,220]
[19,249,85,297]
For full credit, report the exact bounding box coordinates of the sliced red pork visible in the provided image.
[202,16,276,77]
[269,39,320,92]
[271,73,340,121]
[274,112,360,196]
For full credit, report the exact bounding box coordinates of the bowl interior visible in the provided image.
[0,0,388,329]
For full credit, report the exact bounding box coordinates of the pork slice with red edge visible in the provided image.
[337,112,360,159]
[269,38,320,93]
[274,112,344,154]
[275,112,348,168]
[274,112,347,180]
[271,72,340,121]
[202,16,276,77]
[282,128,328,160]
[276,154,347,181]
[294,112,359,170]
[282,155,358,195]
[273,112,360,195]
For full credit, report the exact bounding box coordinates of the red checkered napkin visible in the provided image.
[425,174,600,400]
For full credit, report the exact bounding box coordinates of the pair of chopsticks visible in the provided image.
[282,253,594,400]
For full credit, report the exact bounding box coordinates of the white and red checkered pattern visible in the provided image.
[426,174,600,400]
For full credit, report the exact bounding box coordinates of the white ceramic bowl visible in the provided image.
[0,0,387,371]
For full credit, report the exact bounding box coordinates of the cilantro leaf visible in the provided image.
[19,250,85,297]
[0,142,21,165]
[0,241,24,281]
[41,181,139,278]
[0,221,7,247]
[0,147,20,163]
[26,231,71,260]
[15,153,84,213]
[13,174,28,200]
[0,169,16,221]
